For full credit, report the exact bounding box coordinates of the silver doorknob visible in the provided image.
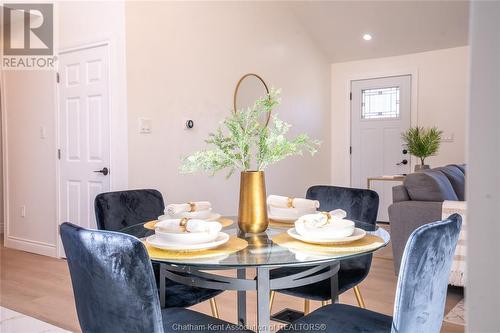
[93,167,109,176]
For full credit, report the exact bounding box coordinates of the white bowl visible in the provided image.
[295,217,355,240]
[159,212,222,222]
[170,208,213,220]
[154,220,219,245]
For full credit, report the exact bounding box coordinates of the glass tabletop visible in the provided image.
[119,217,390,269]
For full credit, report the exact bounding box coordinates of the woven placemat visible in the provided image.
[272,232,385,253]
[144,236,248,260]
[269,219,295,228]
[143,217,234,230]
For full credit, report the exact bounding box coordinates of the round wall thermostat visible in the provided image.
[186,120,194,129]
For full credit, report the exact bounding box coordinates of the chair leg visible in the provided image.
[209,298,220,318]
[269,291,276,312]
[304,299,310,315]
[353,285,366,308]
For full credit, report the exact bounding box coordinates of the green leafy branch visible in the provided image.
[180,89,321,177]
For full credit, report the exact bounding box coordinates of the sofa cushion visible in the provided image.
[453,164,466,174]
[438,165,466,200]
[404,169,459,202]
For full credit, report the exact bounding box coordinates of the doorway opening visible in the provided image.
[57,43,111,243]
[350,75,412,222]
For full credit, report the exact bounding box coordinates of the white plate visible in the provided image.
[268,211,319,223]
[287,227,366,245]
[269,206,317,219]
[158,213,222,221]
[268,215,298,223]
[146,232,229,251]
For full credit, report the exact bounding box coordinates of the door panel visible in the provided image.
[59,44,110,234]
[351,75,411,222]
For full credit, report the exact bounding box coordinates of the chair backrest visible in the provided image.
[306,185,379,285]
[391,214,462,333]
[95,189,165,231]
[306,185,379,225]
[60,222,164,333]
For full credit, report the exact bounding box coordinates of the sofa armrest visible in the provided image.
[392,185,410,202]
[388,201,443,275]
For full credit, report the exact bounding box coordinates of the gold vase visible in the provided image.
[238,171,269,233]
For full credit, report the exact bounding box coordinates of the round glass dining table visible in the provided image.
[120,218,390,333]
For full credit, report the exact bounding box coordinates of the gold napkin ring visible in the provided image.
[320,211,332,223]
[188,202,196,212]
[287,197,294,208]
[179,217,190,232]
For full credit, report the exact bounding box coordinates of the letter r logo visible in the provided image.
[3,3,53,56]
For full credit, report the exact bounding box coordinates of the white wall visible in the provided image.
[2,1,127,256]
[467,1,500,331]
[125,2,331,215]
[2,70,57,255]
[330,46,469,185]
[0,95,3,233]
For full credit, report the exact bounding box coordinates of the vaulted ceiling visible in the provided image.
[286,1,469,62]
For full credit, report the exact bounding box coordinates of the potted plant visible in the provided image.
[401,126,442,172]
[180,89,320,233]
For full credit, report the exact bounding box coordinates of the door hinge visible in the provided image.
[57,149,61,160]
[350,146,352,154]
[349,92,352,100]
[56,72,60,83]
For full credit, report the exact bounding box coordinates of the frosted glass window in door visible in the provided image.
[361,87,400,119]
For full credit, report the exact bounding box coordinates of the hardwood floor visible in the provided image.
[0,234,464,332]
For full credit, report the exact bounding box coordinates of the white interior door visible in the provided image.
[59,44,110,232]
[351,75,411,222]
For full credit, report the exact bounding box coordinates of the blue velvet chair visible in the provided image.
[94,189,223,316]
[60,223,251,333]
[277,214,462,333]
[270,185,379,312]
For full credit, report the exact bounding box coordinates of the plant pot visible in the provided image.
[415,164,430,172]
[238,171,268,233]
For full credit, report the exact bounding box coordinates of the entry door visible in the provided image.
[59,44,110,230]
[351,75,411,222]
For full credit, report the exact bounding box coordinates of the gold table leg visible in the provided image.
[304,299,310,315]
[353,285,366,308]
[209,298,220,318]
[269,291,276,311]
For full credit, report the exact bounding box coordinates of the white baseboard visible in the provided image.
[4,235,57,257]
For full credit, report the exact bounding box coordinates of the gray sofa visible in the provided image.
[388,164,465,274]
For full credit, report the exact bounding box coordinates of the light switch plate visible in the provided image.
[40,126,47,139]
[138,117,152,134]
[441,132,455,142]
